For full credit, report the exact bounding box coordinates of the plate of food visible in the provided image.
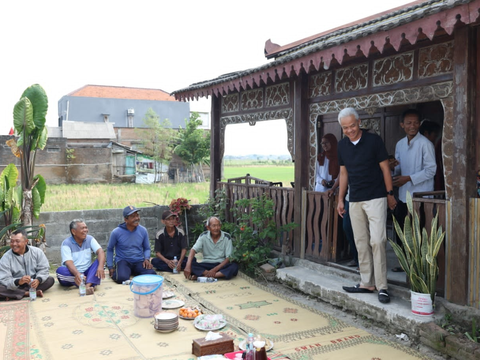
[238,338,274,351]
[193,314,227,331]
[179,306,202,320]
[162,290,175,299]
[162,299,185,309]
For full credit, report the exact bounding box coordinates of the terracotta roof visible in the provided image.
[172,0,480,101]
[68,85,176,101]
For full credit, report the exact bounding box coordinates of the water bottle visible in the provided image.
[29,280,37,301]
[245,333,255,360]
[172,256,179,274]
[79,274,86,296]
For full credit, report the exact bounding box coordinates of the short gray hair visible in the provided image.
[69,219,85,235]
[338,108,359,124]
[206,216,221,226]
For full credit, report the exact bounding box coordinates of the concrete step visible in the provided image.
[275,259,445,338]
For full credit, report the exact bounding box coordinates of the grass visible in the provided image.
[41,165,294,212]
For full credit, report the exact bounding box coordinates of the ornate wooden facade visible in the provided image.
[173,0,480,306]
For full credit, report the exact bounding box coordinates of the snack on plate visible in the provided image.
[179,306,202,319]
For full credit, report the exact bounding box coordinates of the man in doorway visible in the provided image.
[56,219,106,294]
[151,210,188,272]
[0,230,55,300]
[183,216,238,280]
[419,119,444,191]
[337,107,396,304]
[390,110,436,272]
[107,206,156,284]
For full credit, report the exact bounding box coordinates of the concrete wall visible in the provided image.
[37,205,205,266]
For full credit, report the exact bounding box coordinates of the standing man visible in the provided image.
[151,210,188,272]
[107,206,156,284]
[56,219,106,294]
[390,110,436,272]
[0,230,55,300]
[337,108,396,304]
[184,217,238,280]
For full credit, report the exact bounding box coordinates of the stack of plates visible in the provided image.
[154,312,179,333]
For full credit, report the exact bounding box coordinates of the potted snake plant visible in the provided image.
[389,192,445,315]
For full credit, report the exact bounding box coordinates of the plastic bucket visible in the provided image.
[130,274,164,318]
[411,290,434,316]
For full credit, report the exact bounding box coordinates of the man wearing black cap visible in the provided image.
[106,205,156,284]
[151,210,188,272]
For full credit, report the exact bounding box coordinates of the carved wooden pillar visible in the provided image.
[210,95,222,197]
[293,72,309,257]
[448,25,477,305]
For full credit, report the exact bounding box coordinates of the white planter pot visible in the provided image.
[411,290,434,316]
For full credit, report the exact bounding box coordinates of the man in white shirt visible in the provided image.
[390,109,436,271]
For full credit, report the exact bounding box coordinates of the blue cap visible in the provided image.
[123,205,141,218]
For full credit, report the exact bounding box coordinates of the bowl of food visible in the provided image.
[179,306,202,320]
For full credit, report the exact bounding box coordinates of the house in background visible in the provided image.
[57,85,191,129]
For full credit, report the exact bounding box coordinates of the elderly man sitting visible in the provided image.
[184,216,238,280]
[0,230,55,300]
[56,219,106,295]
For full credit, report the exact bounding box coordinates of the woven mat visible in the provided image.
[1,272,432,360]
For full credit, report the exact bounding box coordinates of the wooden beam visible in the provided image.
[447,25,477,305]
[293,73,309,257]
[210,95,221,198]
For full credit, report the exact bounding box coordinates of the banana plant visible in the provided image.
[389,192,446,302]
[7,84,48,233]
[0,165,22,246]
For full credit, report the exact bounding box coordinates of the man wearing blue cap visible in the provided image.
[107,206,156,284]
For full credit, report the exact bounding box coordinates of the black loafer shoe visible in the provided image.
[343,284,374,293]
[378,289,390,303]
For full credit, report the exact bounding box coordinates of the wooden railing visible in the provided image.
[301,190,339,263]
[412,191,448,297]
[216,182,295,251]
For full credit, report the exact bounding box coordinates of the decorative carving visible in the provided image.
[309,72,332,98]
[418,42,453,79]
[364,107,377,116]
[335,64,368,93]
[221,94,239,113]
[241,89,264,110]
[440,96,454,200]
[220,109,294,161]
[373,51,414,87]
[359,118,381,135]
[308,81,453,190]
[265,83,290,107]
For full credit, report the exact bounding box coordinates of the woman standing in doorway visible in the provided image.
[315,133,339,192]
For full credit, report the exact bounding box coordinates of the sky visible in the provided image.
[0,0,413,155]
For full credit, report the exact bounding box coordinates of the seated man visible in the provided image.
[0,230,55,300]
[56,219,105,295]
[184,216,238,280]
[151,210,187,272]
[107,205,156,284]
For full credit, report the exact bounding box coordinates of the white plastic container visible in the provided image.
[411,290,434,316]
[130,274,164,318]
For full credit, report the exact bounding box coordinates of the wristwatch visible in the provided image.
[387,190,394,196]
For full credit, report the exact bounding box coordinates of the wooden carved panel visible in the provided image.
[308,81,453,190]
[309,72,332,98]
[265,83,290,107]
[221,94,239,113]
[335,64,368,93]
[373,51,414,87]
[418,42,453,79]
[220,109,294,161]
[241,89,264,110]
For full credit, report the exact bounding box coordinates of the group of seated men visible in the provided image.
[0,205,238,300]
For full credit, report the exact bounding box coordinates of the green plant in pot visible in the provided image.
[389,192,445,306]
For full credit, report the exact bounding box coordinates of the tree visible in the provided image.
[135,108,175,182]
[173,112,210,182]
[6,84,48,248]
